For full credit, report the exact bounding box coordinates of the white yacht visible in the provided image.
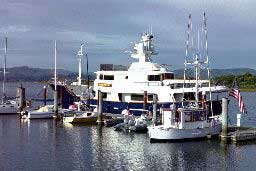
[148,12,225,141]
[89,23,227,116]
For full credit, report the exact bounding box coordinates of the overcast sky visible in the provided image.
[0,0,255,72]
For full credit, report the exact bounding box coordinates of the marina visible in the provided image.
[0,90,256,170]
[1,0,256,170]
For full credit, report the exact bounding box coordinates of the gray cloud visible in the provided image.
[0,0,255,72]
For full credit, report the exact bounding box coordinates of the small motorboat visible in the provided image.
[22,105,74,119]
[23,105,54,119]
[0,100,19,114]
[62,111,99,124]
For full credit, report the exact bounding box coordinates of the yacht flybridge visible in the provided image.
[90,25,227,115]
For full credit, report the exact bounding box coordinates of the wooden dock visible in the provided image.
[226,127,256,143]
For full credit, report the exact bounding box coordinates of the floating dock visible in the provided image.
[224,127,256,143]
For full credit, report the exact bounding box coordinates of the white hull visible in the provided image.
[28,112,54,119]
[148,124,222,141]
[0,104,19,114]
[63,112,98,123]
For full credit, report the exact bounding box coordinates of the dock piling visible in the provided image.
[143,91,147,114]
[53,90,58,118]
[237,113,241,127]
[97,90,104,125]
[152,94,158,126]
[221,97,228,140]
[18,84,25,116]
[43,85,47,106]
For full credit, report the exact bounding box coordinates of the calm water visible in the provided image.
[0,83,256,170]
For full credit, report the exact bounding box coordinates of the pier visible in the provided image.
[220,98,256,143]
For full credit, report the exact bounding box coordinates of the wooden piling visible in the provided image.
[18,85,23,113]
[152,94,158,126]
[237,113,241,127]
[43,85,47,106]
[143,91,147,114]
[221,97,228,140]
[97,90,103,125]
[18,84,26,118]
[53,90,58,118]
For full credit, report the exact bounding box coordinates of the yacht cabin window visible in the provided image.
[162,73,174,80]
[118,93,122,101]
[99,74,114,80]
[104,75,114,80]
[99,74,103,80]
[131,94,153,101]
[148,75,161,81]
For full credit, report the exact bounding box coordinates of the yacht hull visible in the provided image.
[0,104,19,114]
[148,124,222,141]
[63,116,98,124]
[28,112,54,119]
[89,99,222,116]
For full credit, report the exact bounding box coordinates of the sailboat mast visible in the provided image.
[54,40,57,91]
[2,37,7,103]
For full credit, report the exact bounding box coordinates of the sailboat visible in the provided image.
[148,13,225,141]
[0,37,19,114]
[23,41,59,119]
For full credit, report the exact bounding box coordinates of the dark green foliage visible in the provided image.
[214,72,256,89]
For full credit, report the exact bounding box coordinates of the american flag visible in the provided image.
[229,80,247,114]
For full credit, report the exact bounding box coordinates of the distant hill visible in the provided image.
[0,66,255,82]
[0,66,95,82]
[173,68,256,79]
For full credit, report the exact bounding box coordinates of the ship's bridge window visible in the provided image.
[162,73,174,80]
[99,74,103,80]
[148,75,161,81]
[131,94,153,101]
[99,74,114,80]
[103,75,114,80]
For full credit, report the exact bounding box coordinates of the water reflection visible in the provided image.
[1,84,256,170]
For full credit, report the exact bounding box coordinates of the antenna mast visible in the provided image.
[182,14,192,107]
[2,37,7,103]
[77,44,84,86]
[203,12,213,116]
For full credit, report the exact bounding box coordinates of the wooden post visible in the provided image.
[237,113,241,127]
[59,87,63,109]
[18,85,24,114]
[22,87,26,109]
[43,85,47,106]
[97,90,103,125]
[221,98,228,140]
[53,90,58,118]
[143,91,147,114]
[152,94,158,126]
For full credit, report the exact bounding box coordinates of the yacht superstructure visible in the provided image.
[90,31,227,115]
